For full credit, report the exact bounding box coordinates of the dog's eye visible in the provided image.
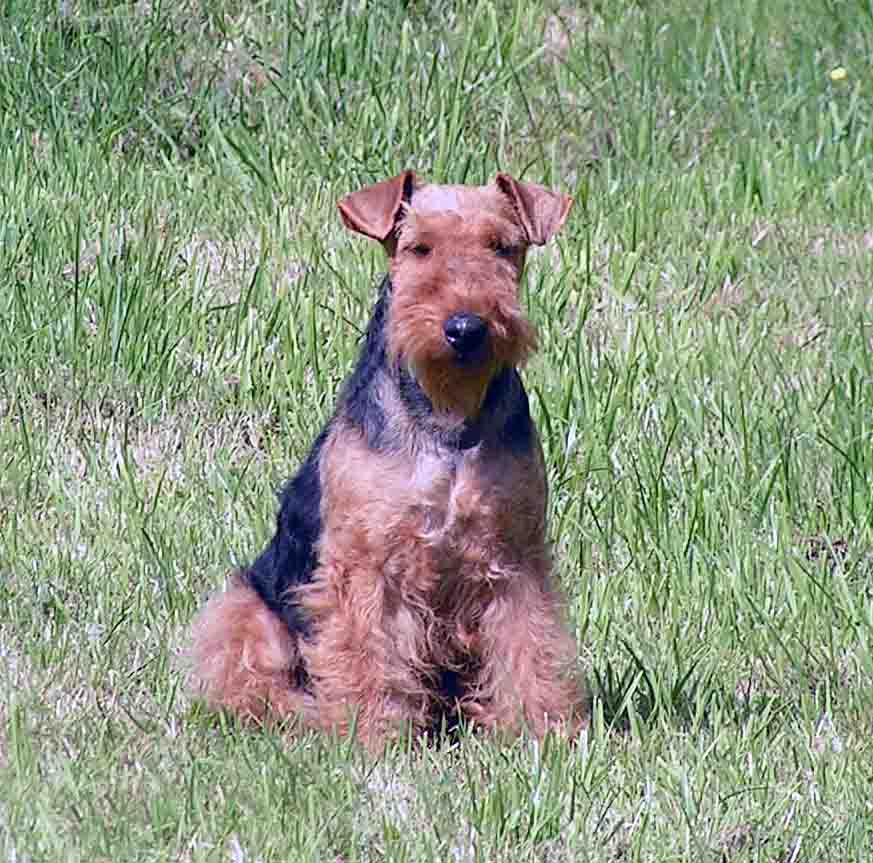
[411,244,432,257]
[492,241,518,259]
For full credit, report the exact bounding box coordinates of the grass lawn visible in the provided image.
[1,0,872,860]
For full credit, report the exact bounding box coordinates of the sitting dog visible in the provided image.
[188,171,587,748]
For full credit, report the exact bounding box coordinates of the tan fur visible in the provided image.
[187,173,587,749]
[187,575,315,724]
[294,416,586,745]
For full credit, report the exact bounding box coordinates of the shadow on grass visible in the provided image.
[591,639,729,732]
[590,639,822,737]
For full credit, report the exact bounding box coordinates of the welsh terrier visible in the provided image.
[188,171,587,748]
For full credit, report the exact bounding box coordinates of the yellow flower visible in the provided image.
[830,67,848,82]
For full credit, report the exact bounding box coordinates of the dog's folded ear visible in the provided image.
[495,174,573,246]
[338,171,417,242]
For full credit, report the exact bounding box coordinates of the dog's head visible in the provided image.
[339,172,572,419]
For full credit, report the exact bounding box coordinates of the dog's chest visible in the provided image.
[410,446,483,526]
[406,443,532,569]
[320,427,544,586]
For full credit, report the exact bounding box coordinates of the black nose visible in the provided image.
[444,313,488,357]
